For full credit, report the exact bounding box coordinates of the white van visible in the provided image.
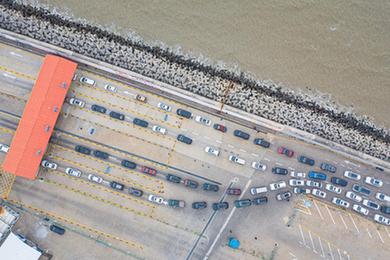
[250,186,268,195]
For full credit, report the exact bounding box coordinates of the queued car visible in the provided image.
[233,130,250,140]
[88,174,103,184]
[235,199,252,208]
[320,162,337,173]
[91,104,107,114]
[69,97,85,108]
[167,199,185,208]
[344,170,361,180]
[272,167,288,175]
[376,192,390,202]
[49,224,65,235]
[183,179,199,189]
[152,125,167,135]
[121,159,137,169]
[381,206,390,215]
[192,201,207,209]
[229,155,246,165]
[332,197,350,208]
[110,181,124,191]
[353,204,369,216]
[293,187,311,194]
[252,196,268,205]
[128,187,143,197]
[362,199,380,210]
[290,171,305,178]
[133,118,149,128]
[79,76,95,86]
[213,123,227,133]
[250,186,268,195]
[65,167,82,177]
[227,188,242,196]
[345,191,362,203]
[157,102,172,112]
[253,138,270,148]
[75,145,91,155]
[41,160,57,170]
[352,184,371,196]
[203,183,219,192]
[374,214,390,226]
[109,111,125,121]
[93,150,109,160]
[330,177,348,187]
[251,162,267,171]
[306,180,322,188]
[325,184,342,194]
[104,84,117,92]
[205,146,220,156]
[166,174,182,183]
[148,194,164,205]
[277,146,294,157]
[195,115,212,126]
[364,176,383,187]
[308,171,327,181]
[289,179,305,187]
[298,155,315,166]
[276,191,292,201]
[270,181,286,191]
[177,134,193,145]
[176,108,192,118]
[212,202,229,211]
[0,143,10,153]
[135,94,147,103]
[140,166,157,176]
[312,189,327,199]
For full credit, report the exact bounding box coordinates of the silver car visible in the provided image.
[332,197,350,208]
[157,102,172,112]
[251,162,266,171]
[88,174,103,183]
[104,84,117,92]
[65,167,82,177]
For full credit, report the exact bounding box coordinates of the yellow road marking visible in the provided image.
[0,65,36,81]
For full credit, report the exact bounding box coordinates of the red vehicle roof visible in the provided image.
[2,55,77,180]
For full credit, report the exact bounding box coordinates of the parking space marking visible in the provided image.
[376,230,385,244]
[348,213,360,233]
[228,144,234,149]
[338,212,348,230]
[239,149,247,153]
[366,228,373,239]
[298,224,306,246]
[275,162,282,166]
[325,205,336,224]
[308,231,317,253]
[215,140,222,144]
[313,201,324,220]
[318,237,325,258]
[263,157,270,161]
[385,227,390,238]
[251,153,259,157]
[289,252,298,260]
[327,242,335,260]
[337,248,342,260]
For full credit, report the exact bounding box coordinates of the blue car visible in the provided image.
[308,171,327,180]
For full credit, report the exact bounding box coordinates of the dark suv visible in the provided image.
[166,174,182,183]
[212,202,229,211]
[330,177,348,187]
[110,181,124,191]
[133,118,149,128]
[320,163,337,173]
[203,183,219,192]
[352,184,371,196]
[233,130,250,140]
[184,179,199,189]
[109,111,125,120]
[298,155,315,166]
[272,167,288,175]
[93,150,109,160]
[121,159,137,169]
[176,109,192,119]
[192,201,207,209]
[75,145,91,155]
[253,138,270,148]
[128,187,143,197]
[381,205,390,215]
[91,104,107,114]
[252,196,268,205]
[234,199,252,208]
[177,134,192,144]
[49,225,65,235]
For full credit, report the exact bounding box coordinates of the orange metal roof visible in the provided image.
[2,55,77,180]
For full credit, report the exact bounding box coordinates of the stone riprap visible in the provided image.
[0,1,389,161]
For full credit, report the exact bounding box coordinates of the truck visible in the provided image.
[167,199,185,208]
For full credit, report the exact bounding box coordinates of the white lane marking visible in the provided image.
[192,132,199,136]
[216,140,222,144]
[314,201,324,220]
[228,144,234,149]
[325,206,336,224]
[264,158,270,161]
[239,149,247,153]
[340,164,346,168]
[376,230,385,244]
[10,51,23,57]
[337,248,343,260]
[288,167,294,170]
[298,224,306,246]
[346,254,351,260]
[348,213,359,233]
[366,228,373,239]
[339,213,348,230]
[308,231,317,253]
[3,72,16,79]
[289,252,298,260]
[318,237,325,258]
[328,242,335,260]
[345,160,360,168]
[385,227,390,238]
[251,153,259,157]
[275,162,282,166]
[123,90,136,97]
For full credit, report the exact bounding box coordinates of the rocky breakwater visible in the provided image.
[0,1,389,162]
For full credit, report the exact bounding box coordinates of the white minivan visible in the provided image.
[250,186,268,195]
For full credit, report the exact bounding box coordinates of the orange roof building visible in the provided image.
[2,55,77,180]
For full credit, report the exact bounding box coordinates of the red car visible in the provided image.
[140,166,157,176]
[227,188,242,195]
[213,123,227,133]
[277,146,294,157]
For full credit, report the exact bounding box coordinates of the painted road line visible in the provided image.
[385,227,390,238]
[338,213,348,230]
[318,237,325,258]
[192,132,199,136]
[289,252,298,260]
[251,153,259,157]
[308,231,317,253]
[366,228,373,239]
[325,205,336,224]
[314,201,324,220]
[275,162,282,166]
[298,224,306,246]
[348,213,360,233]
[228,144,234,149]
[376,230,385,243]
[215,140,222,144]
[337,248,342,260]
[239,149,247,153]
[328,242,335,260]
[263,158,270,161]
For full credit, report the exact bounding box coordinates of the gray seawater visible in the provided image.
[38,0,390,128]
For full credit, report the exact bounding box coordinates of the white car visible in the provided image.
[250,186,268,195]
[312,189,326,198]
[88,174,103,183]
[362,199,380,210]
[69,98,86,108]
[65,167,82,177]
[364,176,383,187]
[374,214,390,226]
[290,171,305,178]
[41,160,57,170]
[152,125,167,135]
[332,197,350,208]
[79,76,96,86]
[270,181,286,191]
[229,155,245,165]
[289,179,305,187]
[194,115,211,126]
[376,192,390,202]
[293,187,311,194]
[325,184,342,194]
[344,170,361,180]
[205,146,220,156]
[148,194,164,204]
[345,191,362,203]
[0,143,10,153]
[306,180,322,188]
[251,162,267,171]
[157,102,172,112]
[353,204,369,216]
[104,84,117,92]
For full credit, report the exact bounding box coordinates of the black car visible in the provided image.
[330,177,348,187]
[212,202,229,211]
[320,163,337,173]
[203,183,219,192]
[252,196,268,205]
[184,179,199,189]
[49,224,65,235]
[298,155,315,166]
[233,130,250,140]
[121,159,137,169]
[110,181,124,191]
[93,150,109,160]
[91,104,107,114]
[177,134,193,145]
[133,118,149,128]
[166,174,182,183]
[176,108,192,119]
[253,138,271,148]
[128,187,143,197]
[75,145,91,155]
[381,205,390,215]
[234,199,252,208]
[109,111,125,120]
[192,201,207,209]
[272,167,288,175]
[352,184,371,196]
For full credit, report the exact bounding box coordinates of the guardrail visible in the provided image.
[0,28,388,173]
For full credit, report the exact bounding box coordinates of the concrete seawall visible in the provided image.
[0,1,388,163]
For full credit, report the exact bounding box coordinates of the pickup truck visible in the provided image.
[167,199,185,208]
